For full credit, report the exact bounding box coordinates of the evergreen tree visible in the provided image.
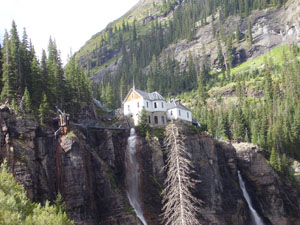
[39,93,50,124]
[138,107,149,136]
[1,30,17,101]
[248,20,253,46]
[236,24,241,42]
[23,87,32,113]
[31,56,42,107]
[105,83,114,109]
[226,36,233,71]
[0,44,3,89]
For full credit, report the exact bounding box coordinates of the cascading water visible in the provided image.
[125,128,148,225]
[238,170,264,225]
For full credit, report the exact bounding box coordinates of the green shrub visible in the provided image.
[0,160,74,225]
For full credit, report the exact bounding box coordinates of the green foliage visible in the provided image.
[0,160,74,225]
[247,20,253,46]
[0,21,92,119]
[137,107,149,136]
[23,87,32,113]
[270,148,282,172]
[11,98,18,113]
[39,93,50,124]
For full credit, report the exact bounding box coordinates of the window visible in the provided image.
[154,116,158,124]
[161,116,165,124]
[154,102,157,108]
[161,102,164,108]
[146,102,149,108]
[179,110,181,116]
[148,116,151,124]
[170,110,173,115]
[131,93,134,98]
[187,112,189,118]
[137,102,139,108]
[128,105,130,111]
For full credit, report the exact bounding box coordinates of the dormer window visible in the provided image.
[154,102,157,108]
[161,102,164,108]
[131,93,134,99]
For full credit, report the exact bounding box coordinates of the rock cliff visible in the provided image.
[1,106,299,225]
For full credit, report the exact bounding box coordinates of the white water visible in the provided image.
[238,170,264,225]
[125,128,148,225]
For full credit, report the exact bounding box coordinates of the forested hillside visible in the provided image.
[75,0,300,164]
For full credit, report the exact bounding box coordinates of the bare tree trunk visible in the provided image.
[161,122,202,225]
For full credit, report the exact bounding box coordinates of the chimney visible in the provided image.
[175,99,181,105]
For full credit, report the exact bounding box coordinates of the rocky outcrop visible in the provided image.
[1,106,300,225]
[234,143,300,225]
[0,105,144,225]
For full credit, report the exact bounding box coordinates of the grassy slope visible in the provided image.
[180,44,296,111]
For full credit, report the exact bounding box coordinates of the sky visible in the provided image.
[0,0,139,64]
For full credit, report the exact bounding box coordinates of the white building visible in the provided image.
[123,87,192,126]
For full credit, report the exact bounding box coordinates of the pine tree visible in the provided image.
[39,93,50,124]
[270,147,278,169]
[105,83,114,109]
[11,97,18,113]
[138,107,149,136]
[0,43,3,89]
[23,87,32,113]
[248,20,253,46]
[31,56,42,107]
[226,36,233,70]
[1,30,17,101]
[236,24,241,42]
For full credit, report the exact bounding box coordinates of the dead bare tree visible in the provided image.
[161,122,202,225]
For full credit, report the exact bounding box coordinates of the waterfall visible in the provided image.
[238,170,264,225]
[125,128,148,225]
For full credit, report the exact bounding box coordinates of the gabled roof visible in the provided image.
[123,88,165,103]
[135,89,165,101]
[166,102,191,111]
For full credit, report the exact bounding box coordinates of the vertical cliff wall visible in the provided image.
[1,105,299,225]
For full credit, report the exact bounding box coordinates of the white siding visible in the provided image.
[167,108,178,120]
[167,108,192,123]
[124,98,145,125]
[152,100,166,112]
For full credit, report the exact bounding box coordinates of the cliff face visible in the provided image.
[1,106,300,225]
[234,143,300,225]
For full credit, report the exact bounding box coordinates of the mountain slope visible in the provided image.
[75,0,300,160]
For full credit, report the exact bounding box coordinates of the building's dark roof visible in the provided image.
[134,89,165,101]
